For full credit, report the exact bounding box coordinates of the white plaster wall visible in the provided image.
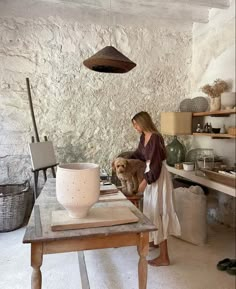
[0,16,192,183]
[191,1,235,92]
[191,1,235,166]
[191,1,236,227]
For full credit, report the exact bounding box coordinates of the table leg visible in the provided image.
[137,232,149,289]
[31,243,43,289]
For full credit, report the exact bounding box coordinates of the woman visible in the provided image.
[130,111,181,267]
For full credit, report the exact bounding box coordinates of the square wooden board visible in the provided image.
[100,184,119,195]
[99,191,126,202]
[51,206,139,231]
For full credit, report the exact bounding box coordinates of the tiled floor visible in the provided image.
[0,222,235,289]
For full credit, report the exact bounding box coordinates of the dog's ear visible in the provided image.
[125,159,130,169]
[111,160,116,172]
[124,159,128,167]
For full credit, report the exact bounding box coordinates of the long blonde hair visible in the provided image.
[132,111,158,133]
[132,111,166,158]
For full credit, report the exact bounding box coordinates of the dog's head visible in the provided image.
[112,157,128,174]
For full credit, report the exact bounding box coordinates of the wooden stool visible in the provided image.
[124,194,143,210]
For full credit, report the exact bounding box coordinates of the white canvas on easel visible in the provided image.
[28,141,57,170]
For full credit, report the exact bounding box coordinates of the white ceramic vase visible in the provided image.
[56,163,100,218]
[209,96,221,111]
[221,92,236,109]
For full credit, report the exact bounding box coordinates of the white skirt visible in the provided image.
[143,161,181,244]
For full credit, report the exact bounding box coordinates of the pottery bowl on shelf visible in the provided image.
[221,92,236,110]
[183,162,195,171]
[212,128,221,134]
[56,163,100,218]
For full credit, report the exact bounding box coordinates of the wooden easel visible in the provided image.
[26,78,58,201]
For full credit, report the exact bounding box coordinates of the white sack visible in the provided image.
[174,185,207,245]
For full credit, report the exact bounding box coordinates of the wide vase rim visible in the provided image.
[58,162,99,171]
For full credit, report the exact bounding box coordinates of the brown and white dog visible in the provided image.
[112,157,146,195]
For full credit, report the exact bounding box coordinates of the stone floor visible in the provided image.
[0,222,235,289]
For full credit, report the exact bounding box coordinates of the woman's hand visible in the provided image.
[138,179,147,193]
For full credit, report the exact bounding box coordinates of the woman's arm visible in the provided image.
[144,134,165,184]
[130,148,142,160]
[138,178,147,193]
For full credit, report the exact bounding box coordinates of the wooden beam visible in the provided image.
[111,5,210,24]
[97,1,211,24]
[188,0,230,9]
[137,0,230,10]
[5,0,231,25]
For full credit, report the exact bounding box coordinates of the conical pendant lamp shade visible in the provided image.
[83,46,136,73]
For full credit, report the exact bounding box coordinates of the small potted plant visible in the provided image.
[201,79,228,111]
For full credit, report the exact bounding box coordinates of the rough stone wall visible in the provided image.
[191,3,235,227]
[0,16,192,184]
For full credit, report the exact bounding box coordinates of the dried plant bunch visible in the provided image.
[201,79,229,98]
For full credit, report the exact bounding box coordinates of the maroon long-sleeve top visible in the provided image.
[131,133,166,184]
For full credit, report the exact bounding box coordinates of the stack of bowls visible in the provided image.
[183,162,195,171]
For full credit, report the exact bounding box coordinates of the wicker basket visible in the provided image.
[228,127,236,136]
[0,181,30,232]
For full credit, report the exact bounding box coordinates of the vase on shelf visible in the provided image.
[209,96,221,111]
[221,92,236,110]
[166,136,185,166]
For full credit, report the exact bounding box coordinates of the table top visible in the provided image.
[23,179,156,243]
[167,165,236,198]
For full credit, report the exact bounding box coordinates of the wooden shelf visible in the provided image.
[192,109,236,117]
[193,133,236,139]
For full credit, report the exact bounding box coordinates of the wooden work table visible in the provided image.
[167,165,235,198]
[23,179,156,289]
